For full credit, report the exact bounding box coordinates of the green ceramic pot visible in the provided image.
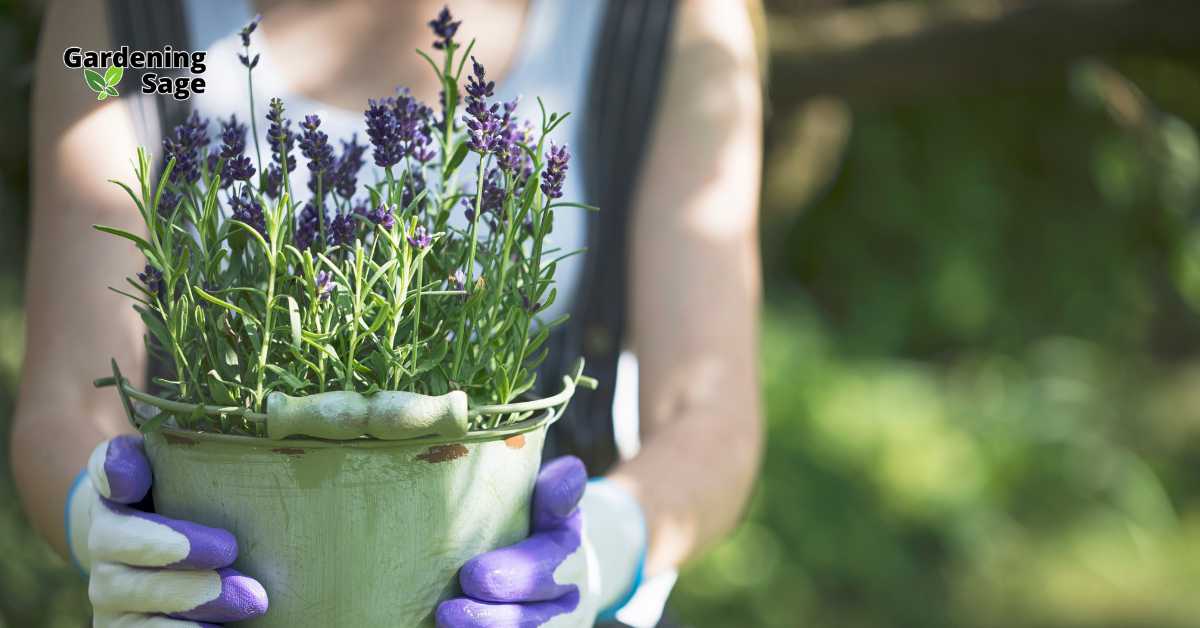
[143,412,552,627]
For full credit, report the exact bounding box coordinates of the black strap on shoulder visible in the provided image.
[107,0,193,152]
[541,0,679,474]
[108,0,192,391]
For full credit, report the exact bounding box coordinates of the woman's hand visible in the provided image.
[436,456,647,628]
[67,435,268,627]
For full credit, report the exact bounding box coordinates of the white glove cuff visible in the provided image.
[65,468,96,573]
[580,478,647,617]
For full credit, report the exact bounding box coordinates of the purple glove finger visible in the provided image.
[88,434,153,504]
[436,589,580,628]
[170,567,270,623]
[531,456,587,532]
[459,510,583,603]
[92,500,238,570]
[90,564,268,622]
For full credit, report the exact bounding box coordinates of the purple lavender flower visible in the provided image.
[266,98,297,173]
[366,91,435,169]
[330,135,365,199]
[158,189,181,217]
[299,115,335,195]
[365,98,404,169]
[463,57,502,154]
[407,225,432,249]
[541,142,570,199]
[138,264,164,295]
[499,114,534,178]
[230,188,266,236]
[162,111,210,185]
[295,202,327,250]
[219,115,255,182]
[461,167,506,222]
[224,155,254,182]
[219,115,247,157]
[238,52,260,70]
[264,163,283,199]
[395,89,435,163]
[367,204,396,229]
[428,6,461,50]
[315,270,335,301]
[239,14,261,48]
[330,213,356,246]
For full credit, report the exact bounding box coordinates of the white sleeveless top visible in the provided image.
[183,0,601,325]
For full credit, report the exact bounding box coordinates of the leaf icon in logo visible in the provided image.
[104,65,124,88]
[83,68,106,93]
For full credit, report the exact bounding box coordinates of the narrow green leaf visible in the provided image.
[264,364,309,393]
[284,295,302,351]
[193,286,259,324]
[229,219,271,257]
[206,369,238,406]
[445,142,469,175]
[107,179,147,219]
[138,412,169,434]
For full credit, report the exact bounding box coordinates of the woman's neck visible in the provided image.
[252,0,532,110]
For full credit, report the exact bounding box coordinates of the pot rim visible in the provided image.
[149,406,558,449]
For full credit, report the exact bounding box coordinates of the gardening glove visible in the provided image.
[437,456,647,628]
[65,434,269,627]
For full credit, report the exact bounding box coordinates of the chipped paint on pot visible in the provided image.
[143,416,550,627]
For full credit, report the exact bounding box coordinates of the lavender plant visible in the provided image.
[97,8,594,436]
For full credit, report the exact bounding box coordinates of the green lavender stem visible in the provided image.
[245,49,263,176]
[410,256,424,378]
[452,158,487,378]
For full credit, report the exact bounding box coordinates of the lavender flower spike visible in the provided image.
[330,213,356,246]
[299,114,335,195]
[239,14,262,47]
[428,6,462,50]
[541,143,570,199]
[365,98,404,169]
[138,265,164,295]
[267,98,297,173]
[315,270,335,301]
[162,111,209,185]
[219,115,255,182]
[230,188,266,236]
[407,225,432,249]
[367,204,396,229]
[463,57,502,154]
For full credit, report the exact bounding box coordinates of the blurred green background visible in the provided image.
[5,0,1200,626]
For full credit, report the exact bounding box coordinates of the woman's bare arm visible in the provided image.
[609,0,765,575]
[12,0,146,557]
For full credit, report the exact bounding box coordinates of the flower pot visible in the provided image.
[143,413,552,627]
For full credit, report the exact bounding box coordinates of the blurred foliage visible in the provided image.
[673,49,1200,628]
[6,1,1200,627]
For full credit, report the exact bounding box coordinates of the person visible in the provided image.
[12,0,764,626]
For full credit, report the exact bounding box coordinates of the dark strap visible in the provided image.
[108,0,192,392]
[107,0,192,153]
[541,0,679,474]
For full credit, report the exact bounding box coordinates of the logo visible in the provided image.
[64,45,208,101]
[83,66,123,100]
